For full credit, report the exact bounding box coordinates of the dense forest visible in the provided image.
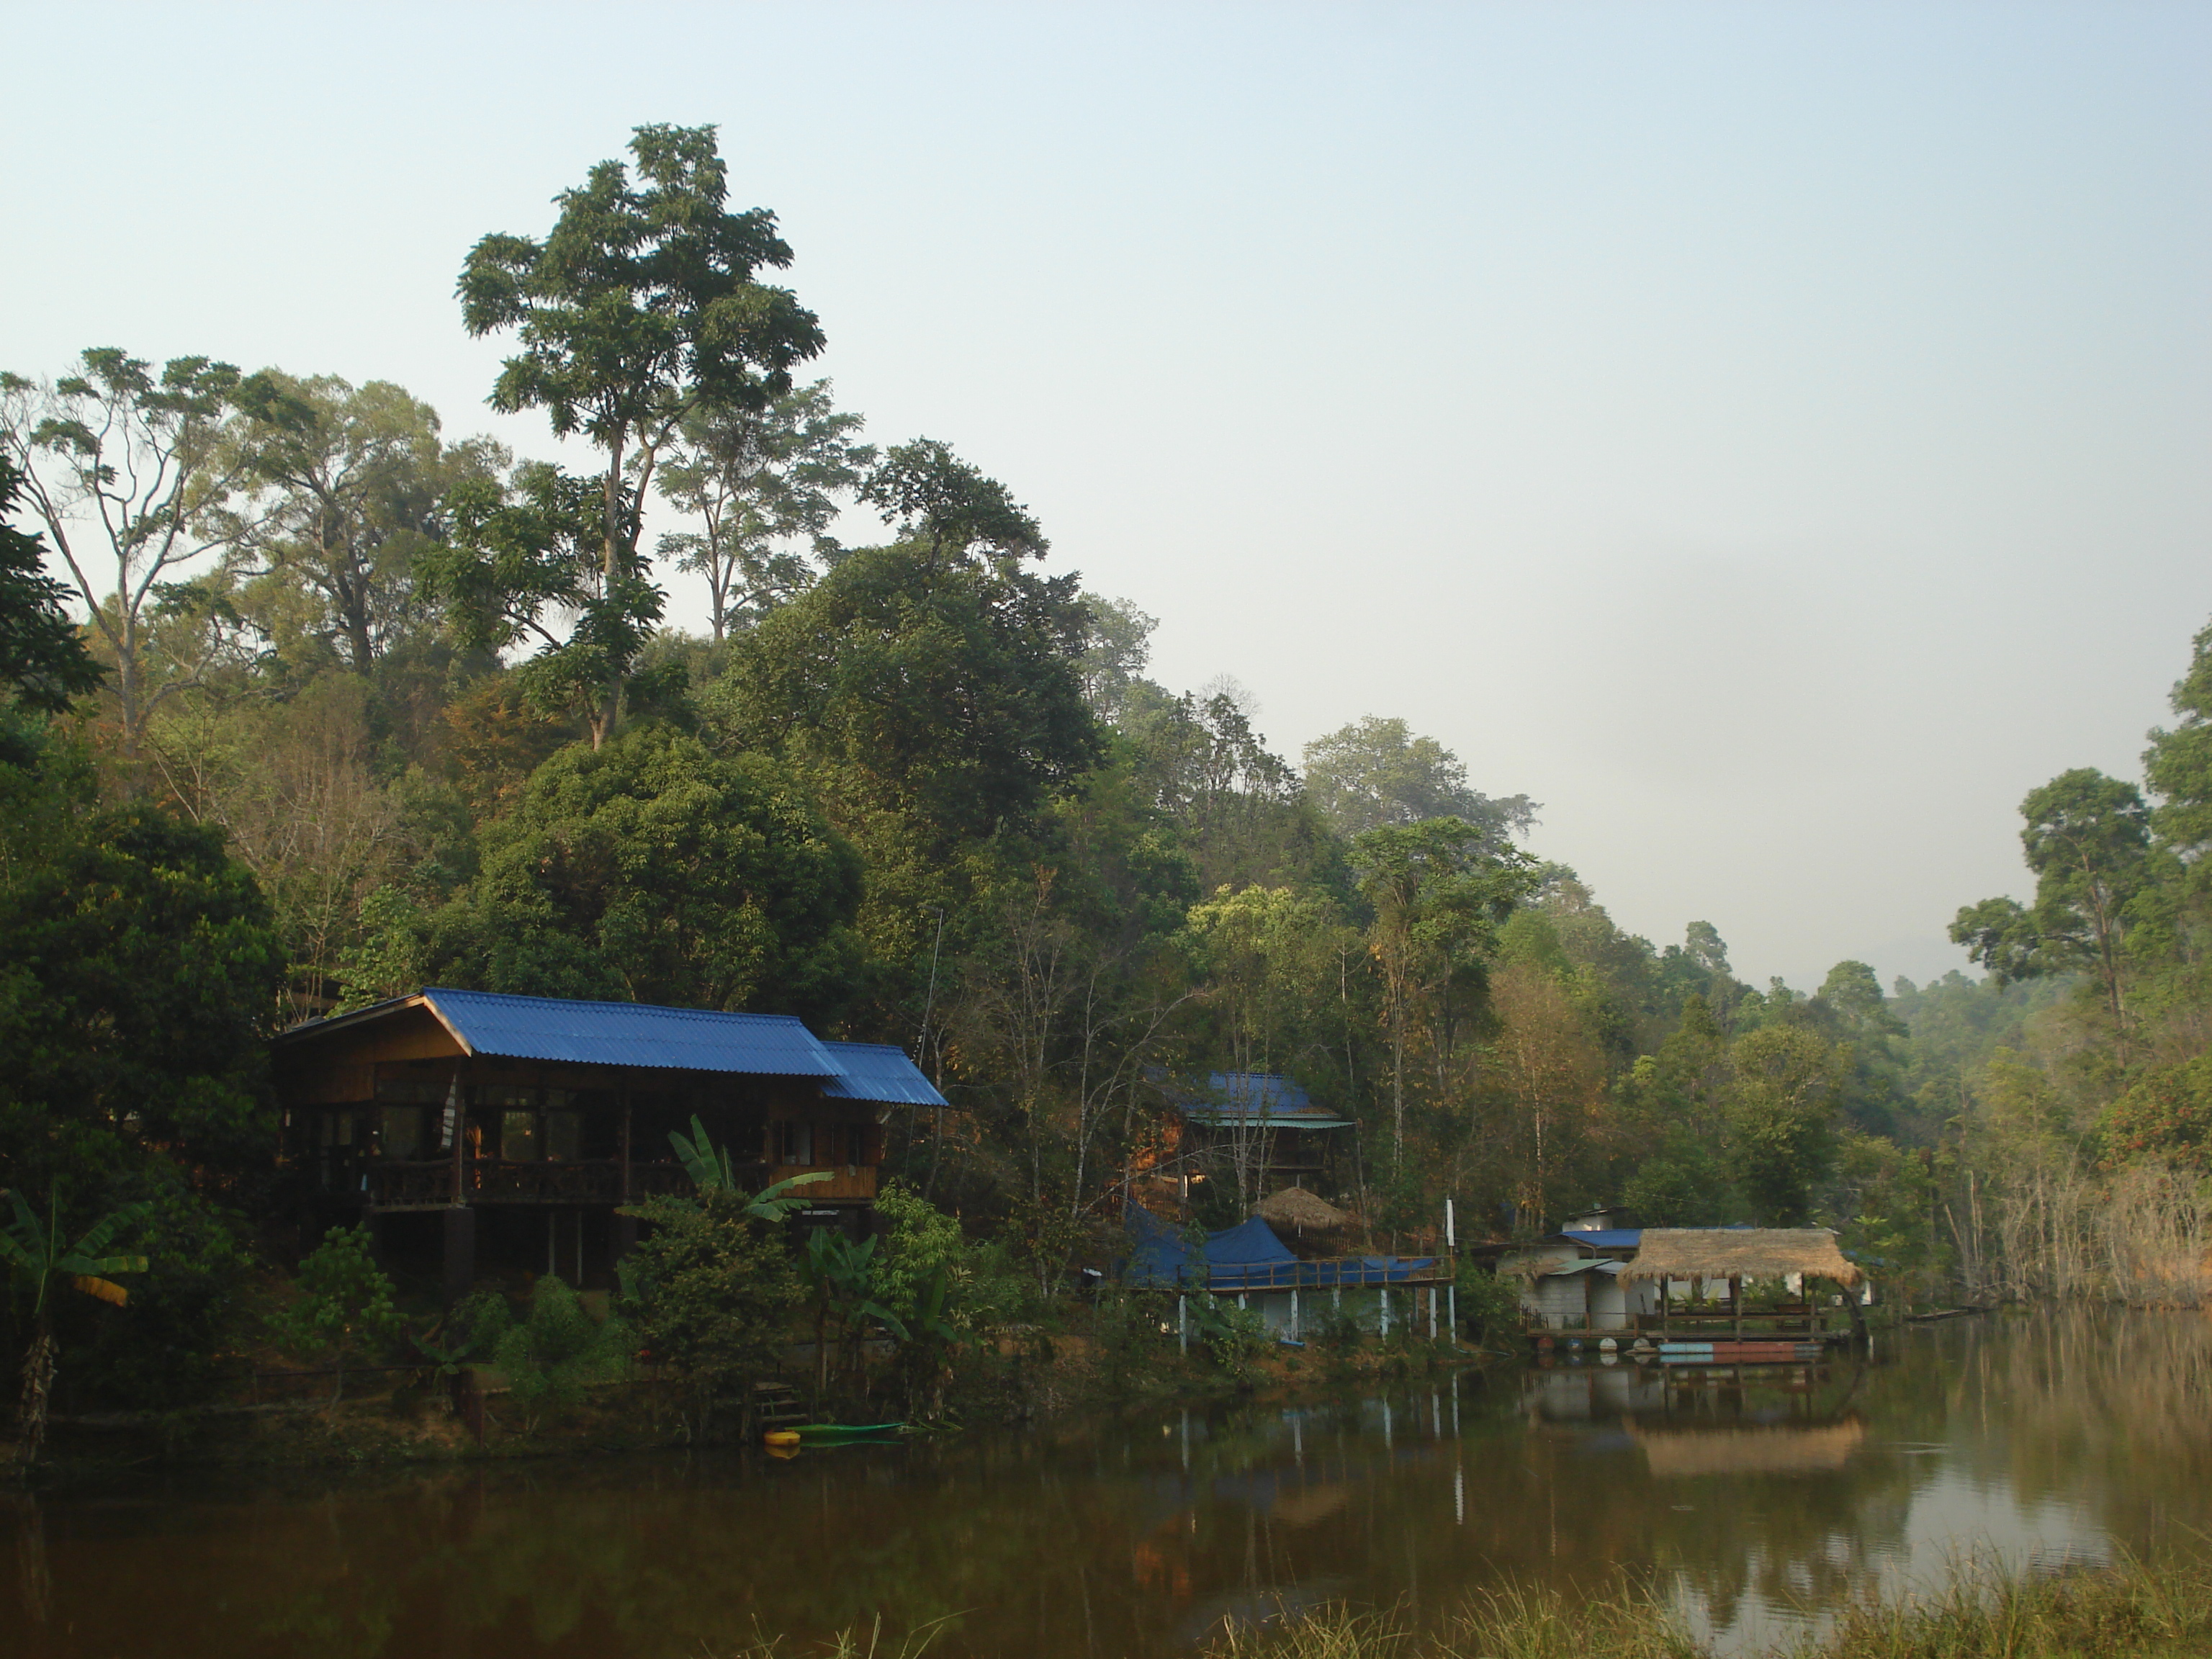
[2,124,2207,1410]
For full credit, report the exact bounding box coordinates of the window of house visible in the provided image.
[501,1110,539,1161]
[775,1120,813,1165]
[380,1107,423,1161]
[544,1111,581,1161]
[376,1071,454,1105]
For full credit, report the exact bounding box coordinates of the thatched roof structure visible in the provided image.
[1255,1187,1352,1235]
[1620,1228,1863,1287]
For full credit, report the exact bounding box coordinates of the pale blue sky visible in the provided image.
[6,2,2207,988]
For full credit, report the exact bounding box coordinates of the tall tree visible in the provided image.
[860,437,1048,570]
[1303,715,1535,843]
[655,379,871,641]
[0,801,283,1200]
[458,122,825,745]
[2144,616,2212,856]
[714,443,1094,849]
[1951,768,2154,1043]
[1724,1022,1845,1225]
[0,351,248,767]
[419,460,677,736]
[213,374,501,674]
[375,724,865,1022]
[1483,958,1608,1232]
[1350,818,1537,1165]
[1179,884,1357,1206]
[1074,592,1160,726]
[1123,685,1317,891]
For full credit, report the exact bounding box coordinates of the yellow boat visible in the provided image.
[763,1429,801,1449]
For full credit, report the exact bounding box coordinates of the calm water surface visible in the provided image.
[9,1310,2212,1658]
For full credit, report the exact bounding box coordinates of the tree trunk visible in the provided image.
[17,1330,56,1467]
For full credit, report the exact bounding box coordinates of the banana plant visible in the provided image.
[897,1266,966,1420]
[667,1115,831,1220]
[799,1229,907,1406]
[0,1190,150,1465]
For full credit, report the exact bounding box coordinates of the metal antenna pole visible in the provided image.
[914,905,947,1074]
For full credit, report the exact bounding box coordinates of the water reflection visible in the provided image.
[4,1310,2210,1658]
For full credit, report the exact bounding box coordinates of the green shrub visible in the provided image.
[618,1190,801,1439]
[1186,1294,1269,1374]
[271,1224,401,1395]
[491,1275,627,1429]
[1454,1262,1524,1344]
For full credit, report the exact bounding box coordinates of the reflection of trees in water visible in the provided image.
[12,1318,2212,1658]
[1930,1308,2212,1551]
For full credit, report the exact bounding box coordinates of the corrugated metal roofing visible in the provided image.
[1553,1229,1642,1251]
[1177,1071,1355,1130]
[420,987,840,1076]
[819,1041,948,1107]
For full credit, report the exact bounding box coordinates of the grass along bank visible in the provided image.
[1198,1552,2212,1659]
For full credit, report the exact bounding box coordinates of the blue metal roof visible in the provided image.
[419,987,840,1076]
[1175,1071,1355,1130]
[819,1041,948,1107]
[1556,1229,1642,1251]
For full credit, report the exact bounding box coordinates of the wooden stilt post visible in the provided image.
[614,1091,637,1265]
[442,1071,471,1306]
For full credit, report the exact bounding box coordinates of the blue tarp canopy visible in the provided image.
[1121,1208,1439,1290]
[1123,1208,1294,1287]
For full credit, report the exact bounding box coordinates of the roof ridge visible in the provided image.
[423,986,808,1025]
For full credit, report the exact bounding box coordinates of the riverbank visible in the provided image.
[1200,1553,2212,1659]
[20,1325,1501,1476]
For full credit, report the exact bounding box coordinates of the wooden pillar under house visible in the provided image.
[441,1070,472,1306]
[614,1092,637,1263]
[442,1205,475,1308]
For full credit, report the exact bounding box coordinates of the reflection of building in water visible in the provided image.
[1523,1362,1671,1420]
[1520,1359,1867,1438]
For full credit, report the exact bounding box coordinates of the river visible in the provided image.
[7,1309,2211,1657]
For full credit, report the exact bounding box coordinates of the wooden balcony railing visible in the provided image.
[361,1159,876,1210]
[366,1160,713,1210]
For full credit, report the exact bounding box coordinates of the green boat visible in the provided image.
[789,1421,904,1442]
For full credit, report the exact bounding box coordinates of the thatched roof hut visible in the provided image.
[1255,1186,1352,1237]
[1620,1228,1863,1287]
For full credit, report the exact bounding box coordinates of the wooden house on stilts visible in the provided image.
[272,987,945,1300]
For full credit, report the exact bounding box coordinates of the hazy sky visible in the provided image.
[6,2,2207,990]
